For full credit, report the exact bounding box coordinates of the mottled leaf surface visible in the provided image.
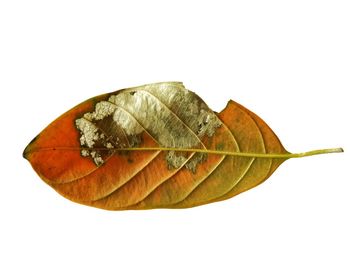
[24,82,288,210]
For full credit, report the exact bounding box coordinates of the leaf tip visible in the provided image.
[23,135,38,160]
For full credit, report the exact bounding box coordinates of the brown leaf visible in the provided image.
[23,82,343,210]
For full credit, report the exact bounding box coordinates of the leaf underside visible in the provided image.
[23,82,288,210]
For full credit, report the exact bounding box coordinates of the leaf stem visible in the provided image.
[284,148,344,158]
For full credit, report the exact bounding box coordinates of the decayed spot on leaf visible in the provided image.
[74,83,222,171]
[23,82,343,210]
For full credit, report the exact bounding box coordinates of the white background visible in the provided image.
[1,1,349,262]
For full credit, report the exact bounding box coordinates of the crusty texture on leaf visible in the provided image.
[24,82,288,210]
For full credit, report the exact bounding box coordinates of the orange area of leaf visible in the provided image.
[24,92,287,210]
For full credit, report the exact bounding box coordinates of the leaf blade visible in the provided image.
[24,82,341,210]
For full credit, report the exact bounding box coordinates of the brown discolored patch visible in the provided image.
[75,82,223,171]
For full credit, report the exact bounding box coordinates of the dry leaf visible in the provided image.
[23,82,343,210]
